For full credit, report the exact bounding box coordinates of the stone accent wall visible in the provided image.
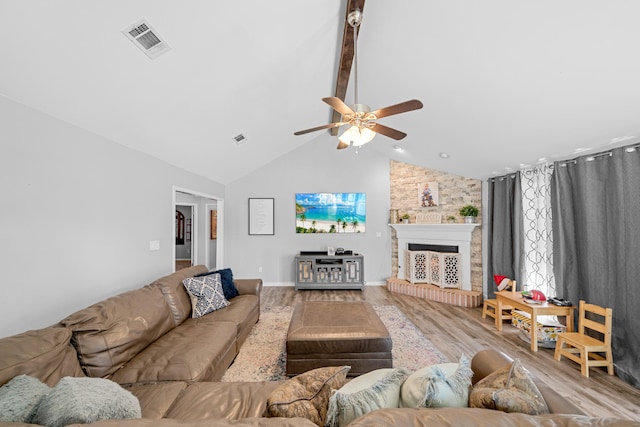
[389,160,483,293]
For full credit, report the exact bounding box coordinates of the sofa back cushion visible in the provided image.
[0,327,85,387]
[153,265,208,327]
[60,284,175,378]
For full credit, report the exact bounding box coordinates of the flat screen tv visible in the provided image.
[295,192,366,233]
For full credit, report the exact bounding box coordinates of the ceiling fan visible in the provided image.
[294,8,423,150]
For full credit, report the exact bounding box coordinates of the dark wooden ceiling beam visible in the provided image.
[330,0,365,136]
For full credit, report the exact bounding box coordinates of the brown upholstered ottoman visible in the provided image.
[285,301,392,376]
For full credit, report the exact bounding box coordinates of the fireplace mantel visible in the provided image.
[390,223,478,291]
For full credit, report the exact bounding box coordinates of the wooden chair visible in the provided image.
[554,300,614,378]
[482,280,516,322]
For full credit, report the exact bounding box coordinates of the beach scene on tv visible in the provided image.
[295,192,366,233]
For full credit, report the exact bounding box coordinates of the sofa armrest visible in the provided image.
[536,382,585,415]
[471,349,512,384]
[235,279,262,296]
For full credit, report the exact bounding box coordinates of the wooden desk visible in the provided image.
[495,291,575,352]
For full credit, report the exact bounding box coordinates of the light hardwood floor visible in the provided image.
[261,285,640,421]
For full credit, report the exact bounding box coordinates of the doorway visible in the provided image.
[175,204,195,271]
[173,187,223,272]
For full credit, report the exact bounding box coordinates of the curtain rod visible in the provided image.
[488,173,517,182]
[489,142,639,181]
[557,143,639,167]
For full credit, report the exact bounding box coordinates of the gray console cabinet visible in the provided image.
[295,254,364,290]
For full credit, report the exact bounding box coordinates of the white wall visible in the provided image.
[0,96,224,338]
[224,136,393,285]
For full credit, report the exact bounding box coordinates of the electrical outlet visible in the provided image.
[258,267,263,273]
[149,240,160,251]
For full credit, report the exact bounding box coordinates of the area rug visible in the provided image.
[221,305,447,382]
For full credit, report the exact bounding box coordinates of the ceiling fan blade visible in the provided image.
[294,122,347,136]
[336,141,350,150]
[371,99,423,119]
[371,123,407,140]
[322,97,354,116]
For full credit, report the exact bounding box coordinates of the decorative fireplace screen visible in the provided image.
[404,250,460,288]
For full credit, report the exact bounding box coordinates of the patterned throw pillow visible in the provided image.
[400,354,473,408]
[195,268,239,300]
[326,368,409,427]
[469,359,550,415]
[182,274,229,318]
[265,366,350,426]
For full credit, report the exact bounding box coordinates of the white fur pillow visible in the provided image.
[32,377,141,427]
[0,375,50,423]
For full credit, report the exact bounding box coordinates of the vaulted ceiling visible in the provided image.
[1,1,639,184]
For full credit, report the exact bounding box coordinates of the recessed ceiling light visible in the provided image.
[574,147,591,154]
[393,145,403,151]
[538,157,548,163]
[439,152,450,159]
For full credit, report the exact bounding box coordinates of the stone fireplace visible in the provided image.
[390,223,478,291]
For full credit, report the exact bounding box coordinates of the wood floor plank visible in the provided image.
[261,285,640,421]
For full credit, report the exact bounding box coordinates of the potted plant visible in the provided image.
[459,205,479,223]
[401,213,410,224]
[446,215,456,223]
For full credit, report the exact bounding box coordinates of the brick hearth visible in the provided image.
[386,277,482,308]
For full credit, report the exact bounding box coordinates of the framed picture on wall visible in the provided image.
[210,210,217,240]
[249,198,275,235]
[418,182,439,207]
[295,192,366,233]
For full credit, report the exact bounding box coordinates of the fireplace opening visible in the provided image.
[408,243,458,253]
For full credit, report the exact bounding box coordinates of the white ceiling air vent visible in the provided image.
[122,19,171,60]
[233,134,248,145]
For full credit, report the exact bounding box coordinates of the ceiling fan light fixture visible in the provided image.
[339,125,376,147]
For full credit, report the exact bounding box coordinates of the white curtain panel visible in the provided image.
[520,164,555,297]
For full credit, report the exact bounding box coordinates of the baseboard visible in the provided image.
[263,282,295,287]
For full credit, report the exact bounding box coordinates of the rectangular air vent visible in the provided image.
[122,19,171,60]
[233,134,248,145]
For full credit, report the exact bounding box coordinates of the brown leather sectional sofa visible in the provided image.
[0,266,636,426]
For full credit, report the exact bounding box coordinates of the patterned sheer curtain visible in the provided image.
[520,164,555,296]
